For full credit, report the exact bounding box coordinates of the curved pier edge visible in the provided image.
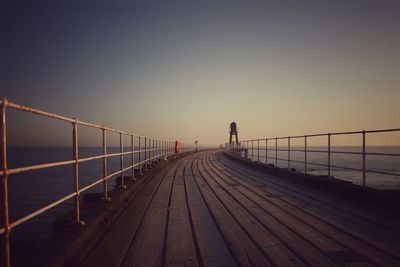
[223,151,400,216]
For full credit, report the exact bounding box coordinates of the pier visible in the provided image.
[1,100,400,267]
[81,150,400,267]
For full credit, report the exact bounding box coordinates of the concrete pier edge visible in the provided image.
[224,151,400,216]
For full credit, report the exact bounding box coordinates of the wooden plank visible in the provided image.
[198,155,307,266]
[215,152,400,234]
[122,157,190,267]
[203,157,340,267]
[212,153,400,267]
[192,156,272,266]
[82,162,175,267]
[184,160,237,266]
[165,160,199,266]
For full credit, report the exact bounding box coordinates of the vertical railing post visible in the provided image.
[144,137,147,170]
[275,138,278,167]
[265,138,268,165]
[257,139,260,162]
[138,136,142,175]
[288,137,291,169]
[149,138,152,165]
[251,140,254,161]
[72,119,84,225]
[148,138,152,166]
[152,139,154,164]
[362,130,366,187]
[1,99,11,267]
[304,135,308,174]
[102,128,110,201]
[246,140,248,160]
[328,133,331,178]
[163,140,166,159]
[131,135,135,180]
[120,133,126,189]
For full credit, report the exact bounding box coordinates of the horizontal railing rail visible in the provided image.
[226,128,400,189]
[0,98,196,267]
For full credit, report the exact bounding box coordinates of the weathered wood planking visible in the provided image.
[81,151,400,267]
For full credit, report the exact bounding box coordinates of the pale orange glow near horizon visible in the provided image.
[4,1,399,147]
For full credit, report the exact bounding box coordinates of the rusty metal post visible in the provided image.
[362,130,366,186]
[102,129,110,201]
[257,139,260,162]
[304,135,308,174]
[131,135,135,180]
[275,138,278,167]
[288,137,291,169]
[265,139,268,164]
[72,120,84,225]
[328,133,331,178]
[1,99,10,267]
[120,133,125,189]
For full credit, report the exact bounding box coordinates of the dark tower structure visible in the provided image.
[229,121,239,144]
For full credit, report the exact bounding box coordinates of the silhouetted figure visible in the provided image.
[229,121,239,144]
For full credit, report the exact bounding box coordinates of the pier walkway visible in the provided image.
[81,150,400,267]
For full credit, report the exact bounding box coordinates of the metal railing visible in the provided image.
[228,128,400,188]
[0,98,184,267]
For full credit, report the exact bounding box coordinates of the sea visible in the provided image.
[4,146,400,242]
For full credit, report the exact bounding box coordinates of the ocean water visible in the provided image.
[4,146,399,241]
[244,146,400,190]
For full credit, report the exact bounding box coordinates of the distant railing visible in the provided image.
[0,98,194,267]
[227,129,400,188]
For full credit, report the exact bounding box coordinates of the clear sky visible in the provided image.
[3,0,400,146]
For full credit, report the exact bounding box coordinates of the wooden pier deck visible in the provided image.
[81,150,400,267]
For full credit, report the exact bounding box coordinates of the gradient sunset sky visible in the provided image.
[3,1,400,146]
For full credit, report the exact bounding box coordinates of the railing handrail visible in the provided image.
[241,128,400,142]
[227,127,400,192]
[0,98,199,267]
[1,99,167,139]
